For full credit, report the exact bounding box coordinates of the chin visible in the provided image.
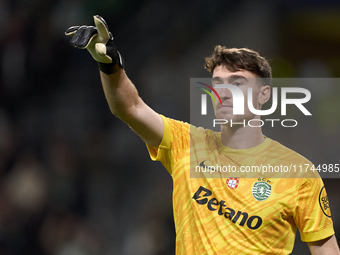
[215,114,234,120]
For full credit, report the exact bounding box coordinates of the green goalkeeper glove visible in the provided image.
[65,15,124,74]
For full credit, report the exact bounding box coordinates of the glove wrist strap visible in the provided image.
[97,51,124,74]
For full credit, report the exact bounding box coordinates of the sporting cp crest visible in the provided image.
[252,181,272,201]
[226,178,239,189]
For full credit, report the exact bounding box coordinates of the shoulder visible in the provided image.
[267,138,312,164]
[265,138,320,179]
[162,115,218,140]
[190,123,220,144]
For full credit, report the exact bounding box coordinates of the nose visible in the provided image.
[216,88,232,102]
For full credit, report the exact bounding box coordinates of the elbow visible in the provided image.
[109,105,137,123]
[107,97,142,122]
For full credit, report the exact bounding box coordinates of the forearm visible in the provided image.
[99,66,164,147]
[308,235,340,255]
[100,67,142,121]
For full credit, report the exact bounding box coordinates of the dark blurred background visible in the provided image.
[0,0,340,254]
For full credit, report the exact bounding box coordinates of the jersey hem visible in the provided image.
[301,224,335,242]
[145,114,173,174]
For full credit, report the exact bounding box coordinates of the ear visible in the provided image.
[258,85,271,106]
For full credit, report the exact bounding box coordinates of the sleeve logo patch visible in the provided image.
[252,181,272,201]
[318,186,331,218]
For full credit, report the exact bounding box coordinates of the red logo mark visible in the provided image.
[226,178,239,189]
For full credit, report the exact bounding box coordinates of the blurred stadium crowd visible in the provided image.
[0,0,340,254]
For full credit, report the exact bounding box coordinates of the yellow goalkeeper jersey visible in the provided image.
[146,115,334,255]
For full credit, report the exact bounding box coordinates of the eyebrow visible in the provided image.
[212,75,248,83]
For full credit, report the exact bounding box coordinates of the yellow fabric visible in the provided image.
[146,115,334,255]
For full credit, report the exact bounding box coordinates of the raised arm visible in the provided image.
[65,15,163,148]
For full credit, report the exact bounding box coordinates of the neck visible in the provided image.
[220,118,265,149]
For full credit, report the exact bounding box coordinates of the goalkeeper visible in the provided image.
[66,16,340,254]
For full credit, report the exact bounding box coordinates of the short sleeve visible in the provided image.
[294,178,335,242]
[146,115,190,175]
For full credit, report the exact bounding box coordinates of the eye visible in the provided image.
[233,81,242,86]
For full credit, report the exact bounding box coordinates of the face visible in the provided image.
[211,65,270,123]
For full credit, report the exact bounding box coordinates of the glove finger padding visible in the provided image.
[69,26,98,49]
[93,15,111,43]
[65,26,80,36]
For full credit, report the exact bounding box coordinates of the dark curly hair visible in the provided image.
[205,46,272,85]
